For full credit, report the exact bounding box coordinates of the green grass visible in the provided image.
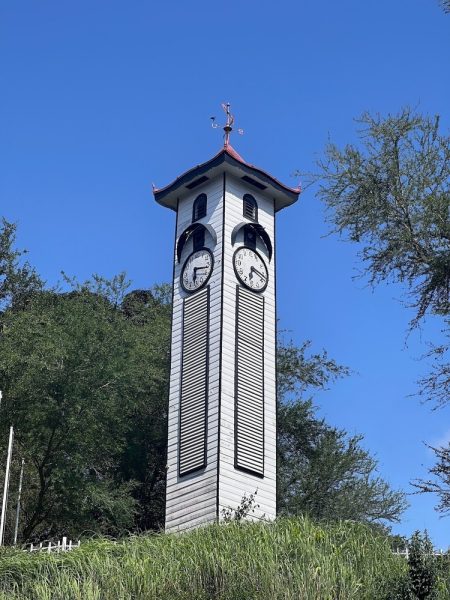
[0,517,447,599]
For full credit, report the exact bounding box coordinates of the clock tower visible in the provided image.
[154,107,299,532]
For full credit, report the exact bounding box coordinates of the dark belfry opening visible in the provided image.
[193,227,205,251]
[243,225,257,250]
[243,193,258,222]
[192,193,207,222]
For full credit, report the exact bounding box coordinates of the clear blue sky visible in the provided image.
[1,0,449,546]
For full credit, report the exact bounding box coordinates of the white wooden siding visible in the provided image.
[165,166,281,532]
[165,176,223,532]
[218,174,277,521]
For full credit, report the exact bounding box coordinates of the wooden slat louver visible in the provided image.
[179,287,209,476]
[235,286,264,476]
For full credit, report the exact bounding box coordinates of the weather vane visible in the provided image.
[210,102,243,147]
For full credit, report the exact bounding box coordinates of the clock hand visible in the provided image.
[251,266,266,280]
[193,265,208,284]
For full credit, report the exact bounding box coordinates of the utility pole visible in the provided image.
[0,426,14,546]
[13,458,24,546]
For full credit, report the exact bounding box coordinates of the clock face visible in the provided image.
[181,248,214,293]
[233,246,268,292]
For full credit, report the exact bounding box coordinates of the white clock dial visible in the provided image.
[233,246,268,292]
[181,248,214,293]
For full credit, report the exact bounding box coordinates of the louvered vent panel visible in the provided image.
[235,286,264,476]
[179,288,209,476]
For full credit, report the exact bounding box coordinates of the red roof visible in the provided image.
[222,143,246,163]
[153,144,300,212]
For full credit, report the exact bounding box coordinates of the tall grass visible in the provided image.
[0,517,442,599]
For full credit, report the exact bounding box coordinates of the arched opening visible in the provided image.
[177,223,217,262]
[231,222,272,261]
[243,194,258,222]
[192,193,207,222]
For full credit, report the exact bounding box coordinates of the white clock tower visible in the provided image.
[154,106,299,532]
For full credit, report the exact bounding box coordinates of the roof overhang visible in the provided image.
[153,146,300,213]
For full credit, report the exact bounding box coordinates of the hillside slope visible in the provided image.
[0,517,447,599]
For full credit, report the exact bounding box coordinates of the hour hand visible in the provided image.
[251,266,266,280]
[194,266,207,275]
[193,265,207,283]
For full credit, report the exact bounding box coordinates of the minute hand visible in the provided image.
[193,266,208,283]
[251,266,266,280]
[194,266,208,275]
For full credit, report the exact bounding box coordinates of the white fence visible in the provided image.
[27,536,80,553]
[393,548,448,558]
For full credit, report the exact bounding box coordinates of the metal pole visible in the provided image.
[0,426,14,546]
[13,458,24,546]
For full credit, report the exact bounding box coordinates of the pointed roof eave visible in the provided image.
[223,143,245,163]
[153,144,300,212]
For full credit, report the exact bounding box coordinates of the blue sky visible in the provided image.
[1,1,449,546]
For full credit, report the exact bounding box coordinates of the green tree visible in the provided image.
[278,402,406,523]
[441,0,450,14]
[0,277,171,541]
[118,285,172,531]
[0,218,43,311]
[315,109,450,515]
[408,530,438,599]
[0,219,405,540]
[316,109,450,406]
[413,444,450,515]
[277,339,407,524]
[317,110,449,326]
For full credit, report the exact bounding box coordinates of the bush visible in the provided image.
[408,531,438,599]
[381,531,445,600]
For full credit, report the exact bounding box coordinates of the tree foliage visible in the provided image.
[408,530,438,600]
[0,219,406,541]
[318,109,450,323]
[277,337,406,524]
[441,0,450,14]
[413,444,450,515]
[278,401,406,523]
[0,280,171,540]
[316,110,450,515]
[277,338,350,397]
[276,347,406,524]
[0,218,43,311]
[316,109,450,409]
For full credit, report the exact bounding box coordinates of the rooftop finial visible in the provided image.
[210,102,243,147]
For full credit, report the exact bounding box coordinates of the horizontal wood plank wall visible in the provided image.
[219,174,277,522]
[165,177,223,532]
